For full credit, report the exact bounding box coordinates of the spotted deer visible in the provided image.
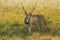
[22,3,47,34]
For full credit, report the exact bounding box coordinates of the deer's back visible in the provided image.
[30,14,46,25]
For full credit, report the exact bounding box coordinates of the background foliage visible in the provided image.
[0,0,60,40]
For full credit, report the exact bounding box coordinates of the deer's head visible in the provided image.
[22,3,36,23]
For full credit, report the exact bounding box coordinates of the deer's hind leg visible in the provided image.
[37,23,41,31]
[34,22,40,31]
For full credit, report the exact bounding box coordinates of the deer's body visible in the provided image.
[22,3,46,34]
[30,14,45,25]
[24,14,46,34]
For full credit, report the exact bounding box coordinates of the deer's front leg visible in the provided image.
[27,24,32,34]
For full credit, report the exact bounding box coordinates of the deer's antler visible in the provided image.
[30,2,36,13]
[22,2,27,15]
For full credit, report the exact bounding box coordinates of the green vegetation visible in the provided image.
[0,8,60,40]
[0,0,60,40]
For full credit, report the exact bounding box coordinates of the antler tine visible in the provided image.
[21,2,27,15]
[30,2,36,13]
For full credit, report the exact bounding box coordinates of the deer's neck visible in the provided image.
[24,16,31,24]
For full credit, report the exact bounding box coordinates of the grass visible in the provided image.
[0,33,60,40]
[0,3,60,40]
[0,23,60,40]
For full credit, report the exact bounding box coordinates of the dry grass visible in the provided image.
[0,0,60,40]
[0,33,60,40]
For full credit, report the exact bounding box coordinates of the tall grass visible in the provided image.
[0,2,60,40]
